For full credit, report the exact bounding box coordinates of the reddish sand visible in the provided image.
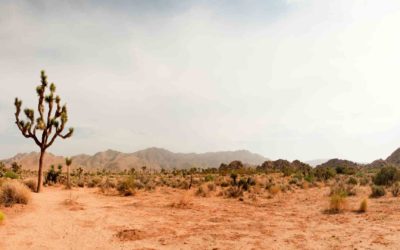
[1,186,400,249]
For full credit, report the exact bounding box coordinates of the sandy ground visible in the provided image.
[1,186,400,250]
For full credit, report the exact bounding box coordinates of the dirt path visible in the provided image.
[1,186,400,249]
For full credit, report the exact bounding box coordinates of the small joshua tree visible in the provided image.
[14,70,73,192]
[65,157,72,189]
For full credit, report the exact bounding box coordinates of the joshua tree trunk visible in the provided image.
[37,149,45,192]
[67,165,70,188]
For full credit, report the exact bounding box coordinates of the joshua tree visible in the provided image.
[14,70,73,192]
[11,162,22,174]
[65,157,72,189]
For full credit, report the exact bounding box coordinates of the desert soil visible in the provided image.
[1,186,400,250]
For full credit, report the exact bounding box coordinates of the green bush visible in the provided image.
[87,177,102,188]
[314,167,336,181]
[347,177,358,185]
[204,175,215,182]
[330,182,356,197]
[304,174,315,183]
[370,185,386,198]
[373,166,400,186]
[4,171,19,179]
[360,176,370,186]
[117,176,136,196]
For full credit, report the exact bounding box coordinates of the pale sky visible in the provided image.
[1,0,400,162]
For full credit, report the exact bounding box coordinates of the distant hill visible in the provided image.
[365,159,389,168]
[316,158,361,169]
[386,147,400,165]
[1,147,268,171]
[2,152,65,170]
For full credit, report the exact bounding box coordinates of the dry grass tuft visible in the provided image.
[62,193,84,211]
[170,192,193,209]
[268,185,281,195]
[23,179,37,192]
[328,194,347,214]
[358,199,368,213]
[195,185,209,197]
[115,229,146,241]
[0,180,31,207]
[0,210,4,224]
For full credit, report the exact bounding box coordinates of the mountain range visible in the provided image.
[1,147,268,171]
[3,146,400,171]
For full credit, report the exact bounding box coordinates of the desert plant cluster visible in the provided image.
[3,157,400,217]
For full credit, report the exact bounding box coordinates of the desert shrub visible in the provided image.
[335,165,356,175]
[0,210,4,223]
[220,181,229,187]
[347,177,358,185]
[247,177,256,186]
[207,182,216,191]
[314,167,336,181]
[268,185,280,195]
[87,177,102,188]
[179,180,190,189]
[117,176,136,196]
[370,185,386,198]
[134,180,145,190]
[304,174,315,183]
[204,175,215,182]
[238,178,249,191]
[224,186,243,198]
[170,193,193,208]
[4,171,19,179]
[144,181,156,191]
[301,181,309,189]
[391,182,400,197]
[230,173,238,186]
[373,166,400,186]
[11,162,22,174]
[99,178,117,193]
[0,181,31,207]
[77,180,85,188]
[359,199,367,213]
[329,194,347,213]
[0,162,6,177]
[360,176,370,186]
[195,186,208,197]
[23,179,37,192]
[330,182,356,197]
[289,178,299,185]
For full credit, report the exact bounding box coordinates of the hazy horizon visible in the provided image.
[1,0,400,162]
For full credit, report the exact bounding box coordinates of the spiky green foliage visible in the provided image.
[14,70,74,192]
[65,157,72,189]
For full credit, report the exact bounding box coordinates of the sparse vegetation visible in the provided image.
[117,176,136,196]
[391,182,400,197]
[373,166,400,186]
[0,181,31,207]
[358,199,368,213]
[370,185,386,198]
[23,179,37,192]
[0,210,4,224]
[329,193,347,213]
